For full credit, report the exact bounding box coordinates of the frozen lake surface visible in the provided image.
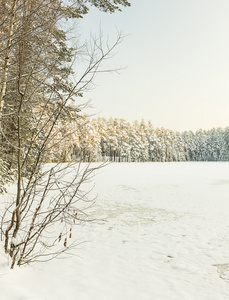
[1,162,229,299]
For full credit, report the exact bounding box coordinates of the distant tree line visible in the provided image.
[47,116,229,163]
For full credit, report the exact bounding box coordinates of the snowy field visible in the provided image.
[1,162,229,300]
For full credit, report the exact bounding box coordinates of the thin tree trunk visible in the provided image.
[0,0,18,118]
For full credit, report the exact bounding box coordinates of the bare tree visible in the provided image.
[0,0,128,269]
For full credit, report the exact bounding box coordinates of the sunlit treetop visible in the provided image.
[61,0,131,19]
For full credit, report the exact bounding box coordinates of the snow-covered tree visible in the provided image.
[1,0,130,269]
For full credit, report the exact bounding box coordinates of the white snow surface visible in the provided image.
[1,162,229,300]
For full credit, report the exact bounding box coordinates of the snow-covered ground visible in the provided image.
[1,162,229,300]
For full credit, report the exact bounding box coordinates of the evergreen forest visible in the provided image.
[48,116,229,163]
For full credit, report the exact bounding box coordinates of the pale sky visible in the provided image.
[76,0,229,132]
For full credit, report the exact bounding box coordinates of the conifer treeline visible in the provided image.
[48,116,229,162]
